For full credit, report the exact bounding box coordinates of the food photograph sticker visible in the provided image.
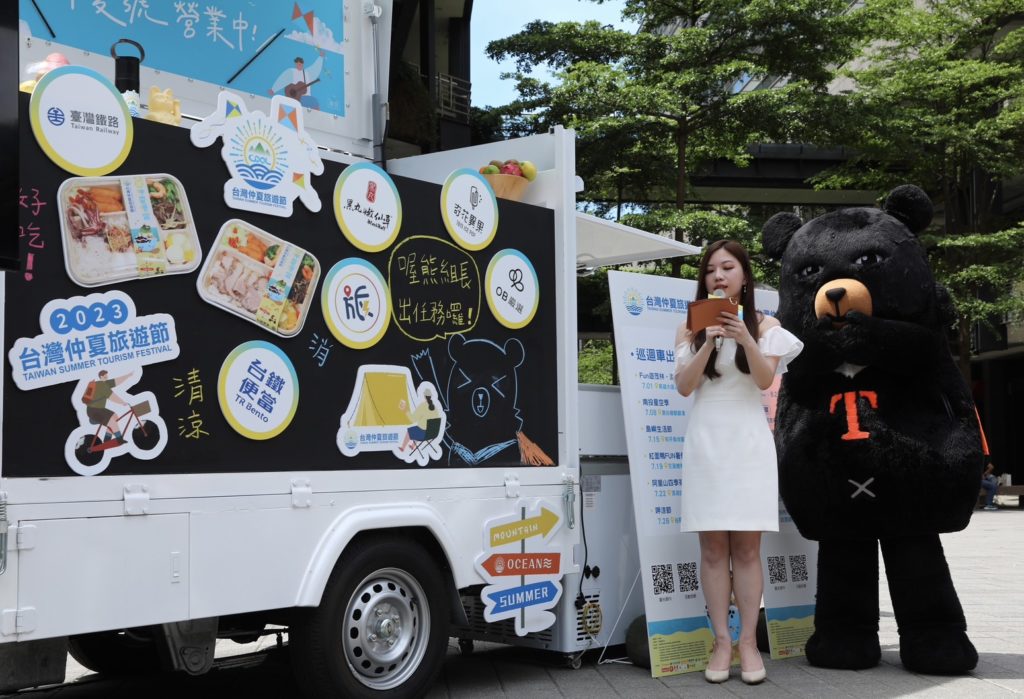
[218,340,299,440]
[197,220,320,338]
[485,249,539,329]
[333,162,403,252]
[321,258,391,350]
[58,174,201,287]
[29,65,133,176]
[440,168,498,251]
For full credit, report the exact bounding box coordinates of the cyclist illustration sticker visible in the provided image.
[5,290,179,476]
[337,365,446,467]
[65,368,168,476]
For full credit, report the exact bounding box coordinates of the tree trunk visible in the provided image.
[957,315,971,384]
[671,124,689,279]
[944,170,973,383]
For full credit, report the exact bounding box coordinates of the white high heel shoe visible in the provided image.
[704,643,731,683]
[705,666,730,683]
[741,665,767,684]
[740,648,767,684]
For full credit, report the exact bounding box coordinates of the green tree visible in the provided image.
[814,0,1024,375]
[487,0,891,272]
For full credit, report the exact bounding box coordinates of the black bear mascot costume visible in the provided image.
[762,185,981,675]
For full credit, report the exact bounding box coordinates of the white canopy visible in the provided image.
[575,212,700,270]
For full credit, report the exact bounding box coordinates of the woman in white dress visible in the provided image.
[673,240,803,685]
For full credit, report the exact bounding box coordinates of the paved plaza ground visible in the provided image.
[12,498,1023,697]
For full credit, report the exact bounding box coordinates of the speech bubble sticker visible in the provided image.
[387,236,481,342]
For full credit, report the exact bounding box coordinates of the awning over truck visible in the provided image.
[575,213,701,270]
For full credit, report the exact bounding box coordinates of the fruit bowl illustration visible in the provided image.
[482,173,530,201]
[478,159,536,201]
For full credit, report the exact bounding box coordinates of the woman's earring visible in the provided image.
[742,283,747,296]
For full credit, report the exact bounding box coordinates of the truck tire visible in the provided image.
[67,630,162,676]
[290,537,449,698]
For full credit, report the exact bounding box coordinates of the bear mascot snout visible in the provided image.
[762,184,981,675]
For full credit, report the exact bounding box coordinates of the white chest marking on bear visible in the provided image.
[835,362,866,378]
[848,477,876,499]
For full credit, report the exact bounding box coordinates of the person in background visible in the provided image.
[673,240,803,685]
[980,462,999,511]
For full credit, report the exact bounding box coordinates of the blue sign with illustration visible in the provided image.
[19,1,346,118]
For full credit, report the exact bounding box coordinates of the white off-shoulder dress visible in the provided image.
[674,325,803,532]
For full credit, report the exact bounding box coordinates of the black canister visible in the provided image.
[110,38,145,93]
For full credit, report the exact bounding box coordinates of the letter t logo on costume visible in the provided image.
[829,391,879,441]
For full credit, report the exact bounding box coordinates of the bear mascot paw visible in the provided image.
[762,185,981,675]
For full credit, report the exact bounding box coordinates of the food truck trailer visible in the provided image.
[2,2,699,696]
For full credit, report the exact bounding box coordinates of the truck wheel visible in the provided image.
[67,630,162,676]
[290,537,449,698]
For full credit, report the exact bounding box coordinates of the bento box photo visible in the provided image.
[197,219,320,338]
[58,174,201,287]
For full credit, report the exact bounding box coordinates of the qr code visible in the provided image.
[789,554,808,583]
[652,563,675,595]
[767,555,788,584]
[677,561,699,592]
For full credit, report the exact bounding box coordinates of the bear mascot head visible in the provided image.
[762,184,982,675]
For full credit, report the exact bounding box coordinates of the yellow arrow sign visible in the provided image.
[489,507,559,546]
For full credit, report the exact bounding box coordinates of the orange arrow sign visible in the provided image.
[481,553,561,577]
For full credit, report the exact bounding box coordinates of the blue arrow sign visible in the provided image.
[486,581,560,614]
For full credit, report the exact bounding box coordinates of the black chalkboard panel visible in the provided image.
[8,93,558,477]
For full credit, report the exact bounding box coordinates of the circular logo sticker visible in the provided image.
[485,249,539,329]
[218,341,299,440]
[29,66,133,176]
[440,169,498,251]
[322,258,391,349]
[334,162,402,252]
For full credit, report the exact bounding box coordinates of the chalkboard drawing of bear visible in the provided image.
[411,335,553,466]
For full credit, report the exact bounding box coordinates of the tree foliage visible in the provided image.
[814,0,1024,370]
[487,0,891,285]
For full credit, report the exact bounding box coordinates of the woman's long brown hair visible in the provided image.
[691,240,760,380]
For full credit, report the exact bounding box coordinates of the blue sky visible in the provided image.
[470,0,638,108]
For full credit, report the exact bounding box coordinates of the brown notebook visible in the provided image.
[686,297,739,333]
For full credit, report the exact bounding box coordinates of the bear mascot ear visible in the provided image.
[883,184,933,235]
[762,212,803,260]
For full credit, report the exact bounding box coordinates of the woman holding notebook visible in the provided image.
[673,240,802,684]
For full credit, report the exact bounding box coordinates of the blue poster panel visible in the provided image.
[20,1,346,117]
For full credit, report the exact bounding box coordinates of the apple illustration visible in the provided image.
[499,162,523,177]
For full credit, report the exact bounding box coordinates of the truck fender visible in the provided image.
[294,503,464,608]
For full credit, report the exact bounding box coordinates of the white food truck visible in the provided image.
[4,4,697,696]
